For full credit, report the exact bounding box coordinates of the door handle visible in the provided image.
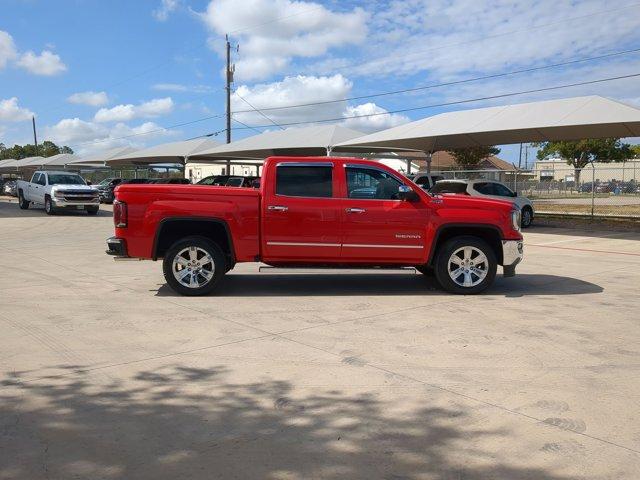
[345,207,366,213]
[267,205,288,212]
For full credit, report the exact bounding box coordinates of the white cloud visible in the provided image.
[44,118,177,155]
[233,74,351,125]
[0,97,34,122]
[231,74,408,133]
[325,0,640,83]
[199,0,368,81]
[67,91,109,107]
[153,0,180,21]
[16,50,67,76]
[94,97,174,122]
[342,102,409,133]
[0,30,17,69]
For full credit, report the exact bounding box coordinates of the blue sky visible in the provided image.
[1,0,639,164]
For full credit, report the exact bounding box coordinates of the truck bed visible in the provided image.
[114,184,261,260]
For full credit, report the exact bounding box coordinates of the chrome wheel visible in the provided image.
[172,246,215,289]
[447,246,488,288]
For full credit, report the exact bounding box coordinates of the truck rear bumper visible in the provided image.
[502,240,524,277]
[106,237,128,257]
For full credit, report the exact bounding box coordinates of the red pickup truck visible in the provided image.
[107,156,523,295]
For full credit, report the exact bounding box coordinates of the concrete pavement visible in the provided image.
[1,197,639,479]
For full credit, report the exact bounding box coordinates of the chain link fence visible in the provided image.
[433,165,640,219]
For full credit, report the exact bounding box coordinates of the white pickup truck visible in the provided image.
[17,170,100,215]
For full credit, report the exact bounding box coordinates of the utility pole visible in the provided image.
[32,116,39,156]
[225,34,234,175]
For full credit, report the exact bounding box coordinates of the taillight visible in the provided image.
[113,200,127,228]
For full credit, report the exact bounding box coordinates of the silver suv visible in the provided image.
[431,179,534,228]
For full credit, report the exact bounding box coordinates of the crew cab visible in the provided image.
[17,171,100,215]
[107,157,524,295]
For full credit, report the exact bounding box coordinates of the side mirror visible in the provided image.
[398,185,419,202]
[513,191,517,197]
[87,180,92,185]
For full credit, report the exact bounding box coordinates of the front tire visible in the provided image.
[162,236,227,296]
[434,236,497,294]
[18,191,29,209]
[44,196,56,215]
[86,206,99,215]
[521,206,533,228]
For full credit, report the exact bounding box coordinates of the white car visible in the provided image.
[406,172,445,190]
[431,179,534,228]
[16,171,100,215]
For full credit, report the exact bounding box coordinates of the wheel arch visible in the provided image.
[153,217,236,266]
[428,224,504,266]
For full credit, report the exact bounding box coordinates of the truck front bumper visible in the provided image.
[106,237,128,257]
[52,198,100,208]
[502,240,524,277]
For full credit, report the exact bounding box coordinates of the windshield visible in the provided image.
[97,178,112,186]
[48,174,86,186]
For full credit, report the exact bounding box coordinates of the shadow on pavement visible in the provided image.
[0,365,576,480]
[154,273,602,297]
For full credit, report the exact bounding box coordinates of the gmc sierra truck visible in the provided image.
[17,171,100,215]
[107,156,523,295]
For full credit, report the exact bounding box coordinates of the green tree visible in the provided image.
[0,141,74,160]
[535,138,631,183]
[446,146,501,169]
[630,144,640,158]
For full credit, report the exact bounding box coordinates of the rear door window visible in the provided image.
[276,165,333,198]
[474,182,496,195]
[431,182,468,194]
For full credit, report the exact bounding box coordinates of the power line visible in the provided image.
[68,71,640,150]
[233,91,285,130]
[231,117,265,135]
[229,47,640,114]
[230,72,640,130]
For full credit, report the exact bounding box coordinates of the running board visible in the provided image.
[258,266,417,274]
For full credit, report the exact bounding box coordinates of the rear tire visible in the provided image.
[18,190,29,209]
[521,206,533,228]
[434,236,497,295]
[44,196,56,215]
[162,236,227,296]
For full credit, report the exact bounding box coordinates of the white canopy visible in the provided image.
[39,153,79,167]
[70,146,139,166]
[12,156,46,168]
[189,125,365,161]
[108,137,221,165]
[334,96,640,152]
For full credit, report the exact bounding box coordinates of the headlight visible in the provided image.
[511,209,521,231]
[53,190,65,199]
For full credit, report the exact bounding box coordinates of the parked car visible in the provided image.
[107,156,524,296]
[196,175,259,187]
[16,171,100,215]
[431,179,534,228]
[147,178,192,184]
[97,178,123,204]
[197,175,230,186]
[2,179,17,197]
[406,172,445,190]
[120,179,152,185]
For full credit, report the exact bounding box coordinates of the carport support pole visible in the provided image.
[426,151,432,174]
[406,158,411,175]
[590,162,595,219]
